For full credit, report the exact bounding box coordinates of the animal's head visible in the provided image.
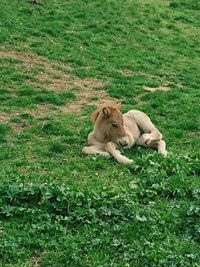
[92,104,129,148]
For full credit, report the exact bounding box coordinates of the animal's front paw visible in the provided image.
[159,149,168,156]
[163,150,168,157]
[118,156,134,164]
[99,151,110,157]
[82,147,90,154]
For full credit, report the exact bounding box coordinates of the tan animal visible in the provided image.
[82,104,167,164]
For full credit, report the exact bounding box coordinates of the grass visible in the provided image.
[0,0,200,266]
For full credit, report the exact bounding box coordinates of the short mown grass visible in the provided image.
[0,0,200,266]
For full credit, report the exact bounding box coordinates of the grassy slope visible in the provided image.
[0,0,200,266]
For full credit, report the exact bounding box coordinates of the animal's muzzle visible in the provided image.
[118,139,128,148]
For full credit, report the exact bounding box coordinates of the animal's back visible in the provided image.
[123,111,141,142]
[125,109,149,120]
[125,109,158,134]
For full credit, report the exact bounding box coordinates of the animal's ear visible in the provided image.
[102,107,111,118]
[91,110,100,122]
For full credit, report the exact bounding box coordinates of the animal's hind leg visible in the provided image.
[136,135,167,155]
[157,140,167,155]
[148,139,167,155]
[82,145,110,157]
[127,110,163,141]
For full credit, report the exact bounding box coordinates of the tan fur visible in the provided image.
[91,103,121,122]
[82,104,167,164]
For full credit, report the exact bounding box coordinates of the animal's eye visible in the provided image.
[112,123,118,128]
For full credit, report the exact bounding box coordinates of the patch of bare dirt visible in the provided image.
[120,68,184,91]
[0,111,28,133]
[12,120,28,133]
[0,47,117,114]
[31,71,104,93]
[0,49,72,72]
[29,104,58,117]
[59,88,115,114]
[134,93,145,105]
[0,104,60,133]
[134,84,171,105]
[24,251,48,267]
[177,83,183,88]
[119,69,159,79]
[119,69,174,86]
[0,112,11,123]
[119,69,137,76]
[144,85,171,92]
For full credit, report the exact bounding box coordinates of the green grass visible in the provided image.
[0,0,200,266]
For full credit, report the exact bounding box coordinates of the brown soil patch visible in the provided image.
[120,68,184,91]
[119,69,174,86]
[119,69,165,80]
[177,83,183,88]
[28,104,58,117]
[59,88,115,114]
[0,104,59,133]
[134,84,171,105]
[12,120,28,133]
[29,71,104,93]
[144,85,171,92]
[134,94,145,105]
[0,49,72,72]
[0,112,11,123]
[0,47,117,114]
[119,69,137,76]
[24,251,48,267]
[0,111,28,133]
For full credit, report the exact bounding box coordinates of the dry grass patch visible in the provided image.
[0,112,11,123]
[0,49,72,72]
[24,251,48,267]
[144,85,171,92]
[119,69,176,86]
[0,47,117,114]
[59,87,115,114]
[0,104,59,133]
[119,69,169,81]
[134,93,145,104]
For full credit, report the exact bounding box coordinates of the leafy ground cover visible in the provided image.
[0,0,199,266]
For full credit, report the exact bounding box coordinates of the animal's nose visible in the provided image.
[119,140,128,147]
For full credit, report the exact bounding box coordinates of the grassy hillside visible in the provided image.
[0,0,199,266]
